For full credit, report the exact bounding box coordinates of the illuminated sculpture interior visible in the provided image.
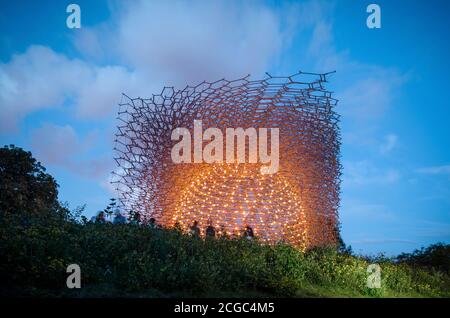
[113,71,341,250]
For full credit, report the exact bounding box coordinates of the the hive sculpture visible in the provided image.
[113,71,341,249]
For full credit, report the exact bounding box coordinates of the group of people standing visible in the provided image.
[92,210,156,227]
[189,220,254,239]
[93,211,255,239]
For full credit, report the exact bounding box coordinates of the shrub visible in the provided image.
[2,211,450,298]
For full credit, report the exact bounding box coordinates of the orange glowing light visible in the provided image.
[113,72,341,249]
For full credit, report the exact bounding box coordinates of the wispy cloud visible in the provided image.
[294,1,409,124]
[340,199,397,222]
[0,0,408,134]
[29,123,113,179]
[0,1,297,132]
[379,133,398,155]
[349,239,417,245]
[0,46,91,131]
[337,71,407,122]
[0,45,154,128]
[416,165,450,175]
[343,160,400,186]
[111,0,292,84]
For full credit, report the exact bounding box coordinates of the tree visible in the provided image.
[0,145,59,217]
[334,221,352,255]
[396,243,450,273]
[104,198,117,221]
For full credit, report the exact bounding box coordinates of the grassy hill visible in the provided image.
[1,218,449,298]
[1,145,448,298]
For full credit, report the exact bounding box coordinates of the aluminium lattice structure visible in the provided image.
[113,71,341,249]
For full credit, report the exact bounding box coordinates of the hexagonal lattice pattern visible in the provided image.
[113,71,341,249]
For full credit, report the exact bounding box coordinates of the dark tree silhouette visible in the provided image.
[396,243,450,273]
[0,145,59,217]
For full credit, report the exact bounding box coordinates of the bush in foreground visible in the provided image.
[1,216,449,297]
[1,145,448,297]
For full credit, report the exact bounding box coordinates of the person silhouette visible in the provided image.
[113,211,127,224]
[243,225,254,239]
[95,211,106,224]
[205,221,216,238]
[130,211,141,225]
[218,224,228,238]
[190,220,200,237]
[148,217,157,229]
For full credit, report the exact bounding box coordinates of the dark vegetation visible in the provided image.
[1,145,449,297]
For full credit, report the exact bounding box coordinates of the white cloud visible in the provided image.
[416,165,450,175]
[0,46,92,132]
[1,1,296,131]
[379,133,398,155]
[338,71,406,121]
[76,65,141,118]
[307,21,335,60]
[72,0,297,87]
[29,123,113,179]
[343,160,400,186]
[0,45,152,127]
[72,25,109,61]
[30,123,80,165]
[112,0,289,85]
[295,1,408,125]
[340,200,396,221]
[0,0,408,134]
[0,0,409,132]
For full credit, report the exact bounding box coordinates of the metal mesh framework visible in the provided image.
[113,71,341,249]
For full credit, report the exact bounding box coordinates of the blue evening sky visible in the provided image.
[1,0,449,255]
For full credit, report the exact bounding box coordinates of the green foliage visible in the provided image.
[0,145,60,218]
[1,145,449,297]
[396,243,450,273]
[103,198,117,222]
[1,216,449,297]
